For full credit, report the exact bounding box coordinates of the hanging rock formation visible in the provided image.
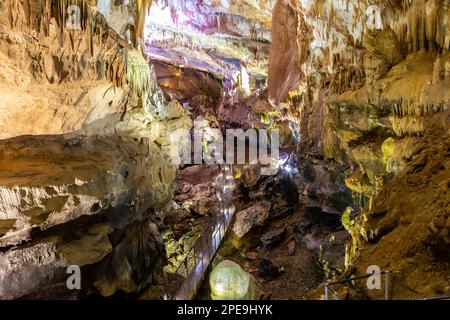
[269,0,449,299]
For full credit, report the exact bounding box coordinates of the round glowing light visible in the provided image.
[209,260,250,300]
[284,165,293,173]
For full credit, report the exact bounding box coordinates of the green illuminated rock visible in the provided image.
[209,260,250,300]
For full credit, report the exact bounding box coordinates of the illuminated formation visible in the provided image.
[210,260,250,300]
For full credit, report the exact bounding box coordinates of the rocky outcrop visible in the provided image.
[268,0,310,102]
[351,111,450,299]
[0,0,191,299]
[0,0,448,301]
[268,0,449,298]
[260,226,286,249]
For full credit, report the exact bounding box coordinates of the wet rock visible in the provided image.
[232,201,271,239]
[258,258,281,280]
[261,226,287,249]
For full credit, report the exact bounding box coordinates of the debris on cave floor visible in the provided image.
[193,163,352,300]
[195,206,351,300]
[247,210,350,300]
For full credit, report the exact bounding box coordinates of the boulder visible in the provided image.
[232,201,271,239]
[174,182,192,195]
[294,220,313,235]
[241,165,261,188]
[260,226,287,249]
[258,258,281,280]
[210,260,250,300]
[191,183,216,200]
[192,198,220,216]
[270,196,295,220]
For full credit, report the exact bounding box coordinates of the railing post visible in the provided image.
[385,271,389,300]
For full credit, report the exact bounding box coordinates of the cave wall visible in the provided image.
[269,0,449,298]
[0,0,191,299]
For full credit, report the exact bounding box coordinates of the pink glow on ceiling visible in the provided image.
[147,0,220,34]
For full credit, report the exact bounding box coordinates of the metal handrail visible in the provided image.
[423,295,450,300]
[324,271,390,300]
[166,165,235,300]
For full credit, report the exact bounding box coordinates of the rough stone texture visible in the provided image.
[232,201,271,239]
[257,258,281,280]
[269,0,450,299]
[268,0,310,102]
[0,0,191,299]
[260,226,287,249]
[351,112,450,299]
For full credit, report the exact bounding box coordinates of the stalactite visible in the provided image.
[432,57,443,84]
[133,0,153,47]
[445,60,450,79]
[389,0,449,53]
[126,48,156,109]
[425,0,438,50]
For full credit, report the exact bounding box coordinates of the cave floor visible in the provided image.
[194,207,350,300]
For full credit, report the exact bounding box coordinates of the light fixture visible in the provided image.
[278,155,289,166]
[284,165,293,173]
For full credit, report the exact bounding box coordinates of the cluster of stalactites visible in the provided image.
[126,48,159,110]
[13,1,106,55]
[388,0,449,52]
[18,0,91,37]
[15,0,156,50]
[300,0,449,98]
[4,0,128,87]
[131,0,153,47]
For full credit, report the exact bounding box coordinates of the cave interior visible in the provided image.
[0,0,449,301]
